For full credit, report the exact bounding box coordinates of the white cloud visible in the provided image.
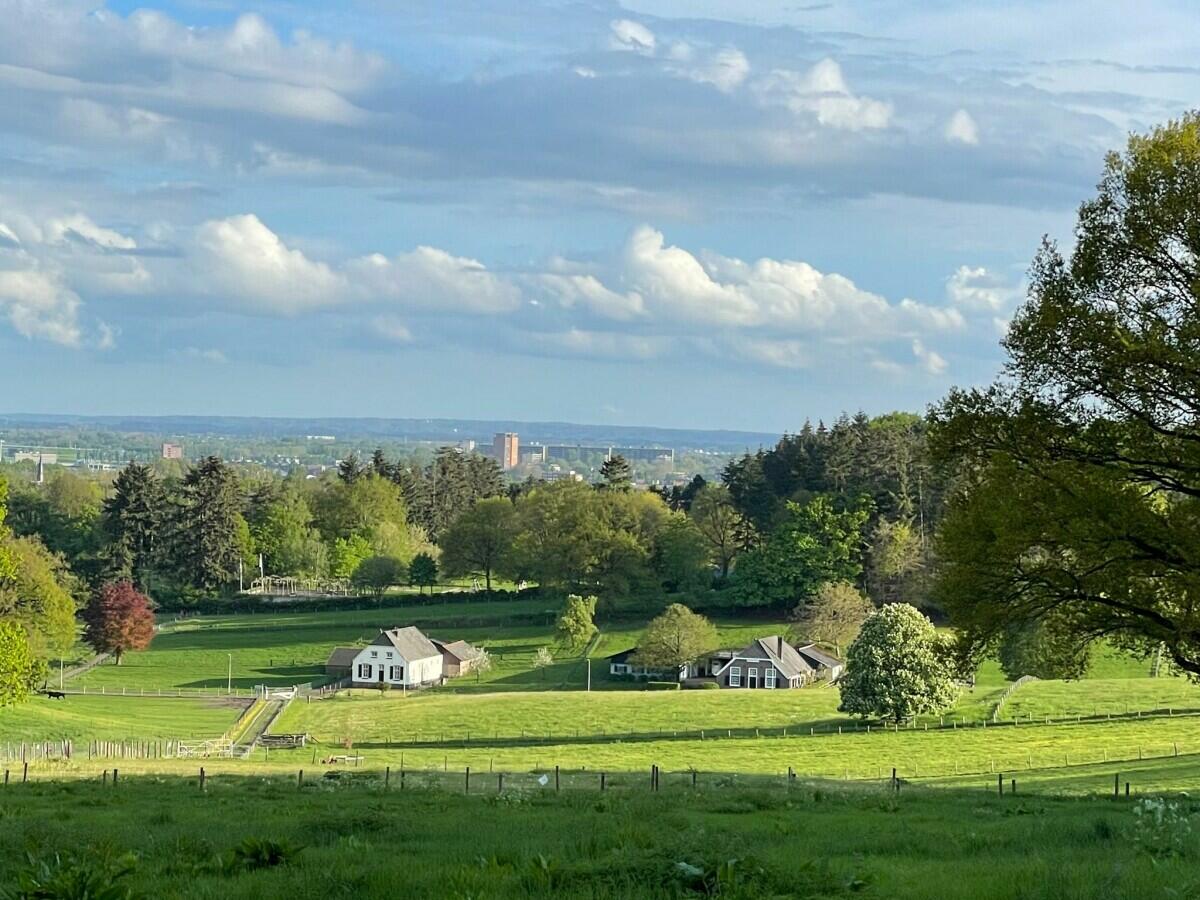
[911,339,948,375]
[609,19,657,55]
[526,327,667,361]
[45,214,137,251]
[0,268,85,347]
[371,315,413,344]
[755,59,892,130]
[946,265,1018,311]
[191,214,346,313]
[348,246,521,314]
[668,46,750,93]
[538,273,645,321]
[181,346,228,364]
[945,109,980,145]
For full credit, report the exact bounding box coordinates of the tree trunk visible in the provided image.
[485,568,492,592]
[115,651,123,666]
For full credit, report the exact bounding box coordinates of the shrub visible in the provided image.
[692,681,720,690]
[1,848,140,900]
[646,681,681,691]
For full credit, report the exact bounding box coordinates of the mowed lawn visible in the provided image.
[0,694,246,743]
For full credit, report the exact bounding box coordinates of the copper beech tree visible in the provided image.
[83,581,156,665]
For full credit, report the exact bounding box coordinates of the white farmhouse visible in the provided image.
[332,626,444,689]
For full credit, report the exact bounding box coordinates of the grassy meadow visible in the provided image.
[1,776,1198,899]
[0,694,247,744]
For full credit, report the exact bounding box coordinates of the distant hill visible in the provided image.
[0,413,780,453]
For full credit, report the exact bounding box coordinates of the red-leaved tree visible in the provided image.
[83,581,156,665]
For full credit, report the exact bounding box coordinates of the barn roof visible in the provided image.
[325,646,360,668]
[796,644,843,671]
[431,638,480,662]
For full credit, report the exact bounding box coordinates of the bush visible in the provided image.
[690,681,720,690]
[646,681,681,691]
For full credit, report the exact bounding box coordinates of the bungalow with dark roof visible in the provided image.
[709,636,842,689]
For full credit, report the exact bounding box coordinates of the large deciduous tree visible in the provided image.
[790,580,874,655]
[439,496,515,591]
[555,594,598,652]
[930,114,1200,677]
[838,604,958,722]
[0,620,40,707]
[687,485,749,579]
[632,604,717,672]
[733,496,869,608]
[351,556,407,602]
[82,581,156,665]
[409,552,438,594]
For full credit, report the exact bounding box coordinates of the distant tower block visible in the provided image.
[161,442,184,460]
[36,452,45,485]
[492,432,519,470]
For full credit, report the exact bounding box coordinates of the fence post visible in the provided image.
[385,766,390,789]
[997,773,1003,796]
[113,769,119,786]
[601,772,606,791]
[1114,773,1119,798]
[555,765,560,792]
[465,767,471,794]
[498,772,504,793]
[200,767,206,791]
[22,762,28,783]
[298,770,304,789]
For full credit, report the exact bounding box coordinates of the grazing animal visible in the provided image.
[43,690,67,700]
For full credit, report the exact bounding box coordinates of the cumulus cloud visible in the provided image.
[755,59,892,130]
[609,19,657,55]
[348,247,521,314]
[191,214,346,314]
[945,109,980,145]
[946,265,1019,311]
[667,45,750,93]
[0,268,85,347]
[45,214,137,251]
[911,339,948,375]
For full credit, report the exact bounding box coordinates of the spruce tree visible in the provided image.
[173,456,244,593]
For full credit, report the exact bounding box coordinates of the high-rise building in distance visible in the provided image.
[492,432,519,470]
[161,442,184,460]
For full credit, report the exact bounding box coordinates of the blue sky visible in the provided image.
[0,0,1196,432]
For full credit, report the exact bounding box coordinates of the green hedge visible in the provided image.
[646,681,681,691]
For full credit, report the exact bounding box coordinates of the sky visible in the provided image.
[0,1,1196,433]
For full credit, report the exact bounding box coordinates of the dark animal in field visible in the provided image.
[43,690,67,699]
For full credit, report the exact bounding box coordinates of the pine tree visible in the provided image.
[172,456,244,593]
[101,463,163,591]
[599,454,632,491]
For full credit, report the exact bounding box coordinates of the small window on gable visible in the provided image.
[370,650,378,658]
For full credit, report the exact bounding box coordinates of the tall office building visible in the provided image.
[161,442,184,460]
[492,432,519,470]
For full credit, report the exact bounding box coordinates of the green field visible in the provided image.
[1,776,1197,898]
[0,694,247,744]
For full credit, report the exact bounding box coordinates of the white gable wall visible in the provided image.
[350,645,441,687]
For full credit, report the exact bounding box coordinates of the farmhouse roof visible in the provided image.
[372,626,440,661]
[431,638,480,662]
[607,648,637,663]
[796,644,842,671]
[326,646,360,668]
[718,636,815,680]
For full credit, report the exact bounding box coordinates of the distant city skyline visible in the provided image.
[0,1,1196,431]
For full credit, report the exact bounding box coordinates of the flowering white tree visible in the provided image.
[838,603,959,723]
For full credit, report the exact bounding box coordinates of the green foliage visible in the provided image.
[351,555,408,600]
[645,681,681,691]
[838,604,959,723]
[223,838,301,874]
[633,604,718,671]
[251,486,326,577]
[930,114,1200,677]
[101,463,164,591]
[997,618,1092,681]
[0,847,140,900]
[598,454,632,491]
[439,496,515,590]
[555,594,597,651]
[0,620,39,708]
[409,552,438,593]
[687,485,748,579]
[330,534,373,580]
[733,497,870,608]
[0,535,78,656]
[790,580,873,653]
[652,515,711,593]
[172,457,244,593]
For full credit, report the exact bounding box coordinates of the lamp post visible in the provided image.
[227,653,232,693]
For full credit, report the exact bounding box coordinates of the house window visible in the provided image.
[370,650,378,658]
[386,651,393,658]
[765,668,777,688]
[748,667,759,688]
[389,665,403,680]
[357,663,372,679]
[728,666,741,687]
